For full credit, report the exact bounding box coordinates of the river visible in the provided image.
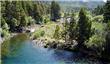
[1,33,101,64]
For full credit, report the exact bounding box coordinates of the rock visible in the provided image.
[26,30,30,33]
[44,45,48,48]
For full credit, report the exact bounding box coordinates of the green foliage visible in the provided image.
[53,25,60,40]
[1,1,48,32]
[103,0,110,23]
[107,21,110,30]
[43,16,50,24]
[1,29,10,38]
[27,16,35,25]
[86,34,105,57]
[68,13,77,40]
[103,20,110,59]
[92,15,103,23]
[93,5,104,15]
[51,1,61,21]
[2,23,9,30]
[20,15,28,27]
[102,1,110,59]
[77,8,91,46]
[33,30,45,39]
[92,22,105,33]
[1,17,6,27]
[86,35,105,48]
[11,18,18,27]
[33,3,43,24]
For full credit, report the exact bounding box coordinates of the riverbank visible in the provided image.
[0,33,18,44]
[1,32,110,64]
[1,22,110,63]
[31,37,77,50]
[31,37,110,63]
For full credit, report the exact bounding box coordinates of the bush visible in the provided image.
[43,17,50,24]
[86,35,105,48]
[92,15,103,23]
[11,18,19,27]
[1,29,10,38]
[33,30,45,39]
[1,17,6,27]
[27,16,35,25]
[2,23,9,30]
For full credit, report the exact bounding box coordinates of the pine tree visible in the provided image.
[77,8,91,47]
[103,0,110,23]
[33,3,42,24]
[20,11,28,27]
[93,5,104,15]
[102,0,110,59]
[102,21,110,60]
[51,1,60,21]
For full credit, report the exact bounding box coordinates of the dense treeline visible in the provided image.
[1,1,48,33]
[1,1,61,33]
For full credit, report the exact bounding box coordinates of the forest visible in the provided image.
[1,0,110,64]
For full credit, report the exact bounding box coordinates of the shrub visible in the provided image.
[27,16,35,25]
[53,25,60,40]
[1,29,10,38]
[11,18,19,27]
[43,17,50,24]
[86,35,105,48]
[2,23,9,30]
[33,30,45,39]
[92,15,103,23]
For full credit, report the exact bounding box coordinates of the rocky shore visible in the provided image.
[31,36,110,63]
[31,37,78,51]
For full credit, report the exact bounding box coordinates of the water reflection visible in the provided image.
[1,33,28,58]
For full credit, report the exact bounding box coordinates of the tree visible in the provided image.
[33,3,43,24]
[102,21,110,60]
[7,18,18,32]
[1,1,48,32]
[1,17,6,27]
[5,1,13,21]
[93,5,104,15]
[103,0,110,23]
[77,8,91,47]
[51,1,60,21]
[62,18,69,42]
[102,1,110,60]
[20,13,28,27]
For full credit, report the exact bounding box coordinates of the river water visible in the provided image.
[1,34,101,64]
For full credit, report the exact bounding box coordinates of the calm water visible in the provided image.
[1,34,100,64]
